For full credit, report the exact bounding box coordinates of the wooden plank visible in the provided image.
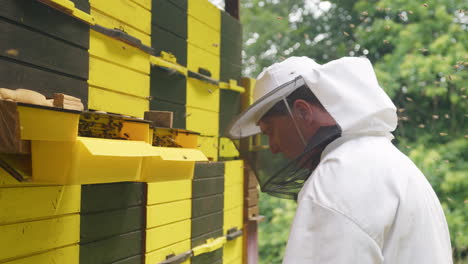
[192,177,224,198]
[192,194,223,218]
[146,199,191,228]
[197,136,219,161]
[0,0,89,49]
[150,99,186,129]
[186,78,219,112]
[224,160,244,186]
[0,100,29,154]
[225,0,240,20]
[191,228,223,248]
[71,0,90,12]
[247,206,259,220]
[187,0,220,32]
[191,249,223,264]
[150,66,187,105]
[144,111,173,128]
[0,215,80,261]
[191,211,223,238]
[224,205,242,232]
[0,58,88,105]
[185,106,219,136]
[224,184,243,211]
[221,10,242,39]
[0,185,80,225]
[81,182,145,213]
[194,162,224,179]
[2,245,79,264]
[187,43,220,80]
[223,235,243,264]
[146,219,190,252]
[168,0,187,9]
[152,0,187,39]
[220,58,242,82]
[80,206,145,244]
[152,25,187,66]
[247,188,259,207]
[79,230,144,264]
[245,221,259,264]
[187,15,220,56]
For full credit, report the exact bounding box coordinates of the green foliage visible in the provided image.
[242,0,467,262]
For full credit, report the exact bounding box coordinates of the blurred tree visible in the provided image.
[242,0,467,263]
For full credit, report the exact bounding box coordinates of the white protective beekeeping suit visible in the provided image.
[228,57,453,264]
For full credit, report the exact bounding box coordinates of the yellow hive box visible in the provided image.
[226,257,243,264]
[187,43,220,80]
[88,56,150,98]
[0,185,80,225]
[146,219,191,252]
[224,184,243,211]
[121,118,152,143]
[147,180,192,204]
[196,136,219,161]
[145,239,190,264]
[224,160,244,187]
[147,199,191,228]
[188,0,220,32]
[223,205,243,233]
[153,128,199,149]
[90,0,151,35]
[186,78,220,112]
[0,214,80,261]
[186,107,219,136]
[88,87,148,118]
[17,104,79,141]
[31,137,153,184]
[141,147,207,182]
[188,16,220,56]
[223,236,243,264]
[219,137,240,159]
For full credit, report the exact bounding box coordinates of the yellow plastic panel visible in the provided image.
[147,199,191,228]
[219,137,240,159]
[88,86,148,118]
[90,8,150,46]
[188,16,220,55]
[145,239,190,264]
[223,237,243,264]
[142,147,207,182]
[17,105,79,141]
[0,186,80,225]
[224,184,243,211]
[188,0,220,31]
[147,180,192,204]
[90,0,151,34]
[0,215,80,261]
[89,56,150,97]
[224,160,244,187]
[196,136,218,161]
[186,78,219,112]
[31,138,152,184]
[3,245,79,264]
[186,107,219,136]
[223,206,243,233]
[187,43,220,80]
[89,30,150,74]
[146,219,191,252]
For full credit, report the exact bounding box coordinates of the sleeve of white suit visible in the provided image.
[282,199,384,264]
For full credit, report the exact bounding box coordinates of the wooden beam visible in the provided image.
[225,0,240,20]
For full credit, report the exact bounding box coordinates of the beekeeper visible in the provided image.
[227,57,453,263]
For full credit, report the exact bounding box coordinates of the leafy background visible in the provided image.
[239,0,467,263]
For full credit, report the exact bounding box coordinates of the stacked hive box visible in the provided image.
[87,0,151,117]
[191,162,225,263]
[144,169,193,264]
[0,169,81,263]
[0,0,89,104]
[0,0,252,263]
[223,160,245,264]
[79,182,146,264]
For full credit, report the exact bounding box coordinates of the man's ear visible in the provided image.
[292,99,313,121]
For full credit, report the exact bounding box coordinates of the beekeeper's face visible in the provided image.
[258,98,336,160]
